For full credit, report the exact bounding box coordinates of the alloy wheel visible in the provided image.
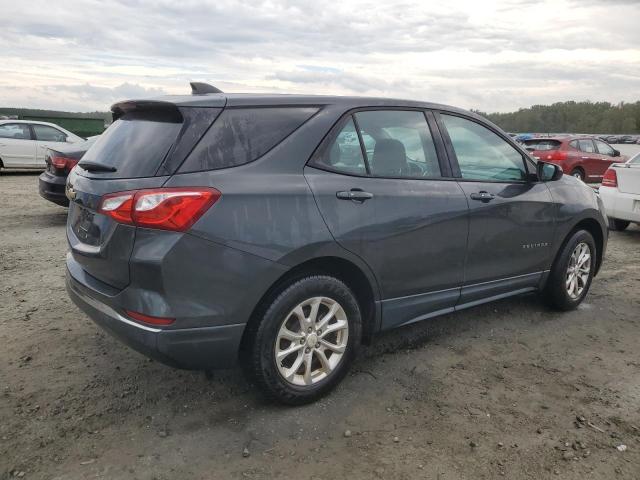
[274,297,349,386]
[566,242,591,299]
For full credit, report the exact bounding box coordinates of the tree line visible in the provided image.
[475,101,640,134]
[0,107,110,122]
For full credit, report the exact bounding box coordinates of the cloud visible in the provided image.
[45,83,167,106]
[0,0,638,112]
[0,83,167,112]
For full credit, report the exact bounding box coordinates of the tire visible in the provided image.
[243,275,362,405]
[608,218,630,231]
[543,230,596,311]
[570,168,585,181]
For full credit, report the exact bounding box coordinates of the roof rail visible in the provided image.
[190,82,223,95]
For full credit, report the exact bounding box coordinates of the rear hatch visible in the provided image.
[523,139,563,160]
[66,100,222,289]
[616,158,640,194]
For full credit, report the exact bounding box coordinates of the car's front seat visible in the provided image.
[329,142,342,166]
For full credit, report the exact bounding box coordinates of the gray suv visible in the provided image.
[65,84,607,404]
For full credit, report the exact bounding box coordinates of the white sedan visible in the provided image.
[599,153,640,231]
[0,120,84,170]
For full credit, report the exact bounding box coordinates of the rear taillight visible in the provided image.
[126,310,175,326]
[50,155,79,172]
[602,168,618,188]
[100,193,135,225]
[98,187,221,231]
[546,150,567,161]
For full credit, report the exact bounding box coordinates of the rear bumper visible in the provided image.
[39,171,69,206]
[600,186,640,223]
[66,262,245,369]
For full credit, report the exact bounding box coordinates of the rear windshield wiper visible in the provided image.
[78,162,117,173]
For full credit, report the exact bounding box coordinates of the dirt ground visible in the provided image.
[1,172,639,480]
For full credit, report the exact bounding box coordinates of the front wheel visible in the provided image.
[244,275,362,405]
[608,218,630,231]
[543,230,596,311]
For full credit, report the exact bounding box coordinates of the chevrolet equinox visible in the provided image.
[65,83,608,404]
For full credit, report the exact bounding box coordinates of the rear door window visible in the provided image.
[311,118,367,175]
[78,112,182,178]
[354,110,441,178]
[578,139,595,153]
[179,107,318,172]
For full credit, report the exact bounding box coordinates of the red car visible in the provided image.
[523,136,625,183]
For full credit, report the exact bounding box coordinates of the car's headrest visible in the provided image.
[372,139,406,176]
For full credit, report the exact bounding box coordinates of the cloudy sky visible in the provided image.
[1,0,639,113]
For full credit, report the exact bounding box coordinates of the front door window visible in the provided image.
[32,124,67,142]
[441,114,526,182]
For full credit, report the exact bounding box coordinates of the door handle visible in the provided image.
[336,189,374,202]
[469,191,495,202]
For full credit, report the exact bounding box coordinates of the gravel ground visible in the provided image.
[1,172,639,480]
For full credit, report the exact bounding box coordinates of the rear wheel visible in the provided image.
[608,218,630,231]
[570,168,585,181]
[544,230,596,311]
[244,275,362,405]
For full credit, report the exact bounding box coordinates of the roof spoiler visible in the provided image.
[190,82,223,95]
[110,100,182,122]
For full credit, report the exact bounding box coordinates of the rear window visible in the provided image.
[179,107,317,172]
[523,139,561,151]
[79,112,182,178]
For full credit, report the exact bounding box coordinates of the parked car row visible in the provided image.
[523,135,625,182]
[600,153,640,231]
[38,137,97,206]
[598,135,640,145]
[513,133,640,145]
[0,120,84,169]
[0,117,96,205]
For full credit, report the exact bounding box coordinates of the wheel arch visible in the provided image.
[240,255,380,356]
[551,217,605,277]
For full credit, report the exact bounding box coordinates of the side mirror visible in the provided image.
[537,161,563,181]
[612,149,620,157]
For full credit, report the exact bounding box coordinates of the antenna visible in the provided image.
[190,82,223,95]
